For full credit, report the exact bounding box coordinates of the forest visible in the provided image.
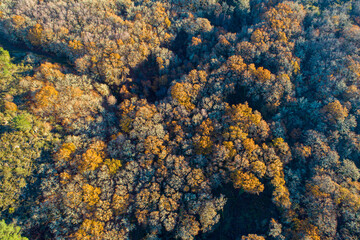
[0,0,360,239]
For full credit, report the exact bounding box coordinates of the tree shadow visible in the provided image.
[200,184,277,240]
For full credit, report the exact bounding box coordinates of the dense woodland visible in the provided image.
[0,0,360,239]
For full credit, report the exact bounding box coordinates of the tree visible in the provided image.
[27,24,43,46]
[241,234,265,240]
[74,219,104,240]
[0,220,28,240]
[171,82,200,110]
[231,171,264,194]
[321,100,348,123]
[11,114,31,132]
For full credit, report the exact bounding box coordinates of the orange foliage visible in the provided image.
[35,62,64,80]
[4,101,17,111]
[187,168,205,191]
[191,36,202,46]
[79,141,106,172]
[59,171,71,185]
[28,23,43,46]
[307,183,330,199]
[34,85,59,108]
[11,15,25,27]
[265,3,302,37]
[200,118,213,135]
[69,39,84,50]
[144,135,167,159]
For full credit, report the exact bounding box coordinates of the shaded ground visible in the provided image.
[199,184,277,240]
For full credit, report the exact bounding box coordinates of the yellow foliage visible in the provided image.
[195,135,213,155]
[58,27,69,36]
[249,64,272,82]
[171,82,200,110]
[277,31,288,42]
[104,158,122,175]
[232,171,264,194]
[272,174,291,209]
[322,100,348,122]
[292,60,300,74]
[250,161,266,178]
[242,138,258,154]
[335,186,360,211]
[272,138,284,147]
[120,115,132,133]
[74,219,104,240]
[112,193,129,214]
[59,171,71,185]
[187,69,207,83]
[82,184,101,207]
[80,149,103,171]
[292,218,321,240]
[223,141,237,158]
[55,142,76,161]
[227,103,263,129]
[307,183,330,198]
[242,234,265,240]
[267,158,283,178]
[223,125,248,141]
[165,17,171,28]
[348,58,360,78]
[68,39,84,50]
